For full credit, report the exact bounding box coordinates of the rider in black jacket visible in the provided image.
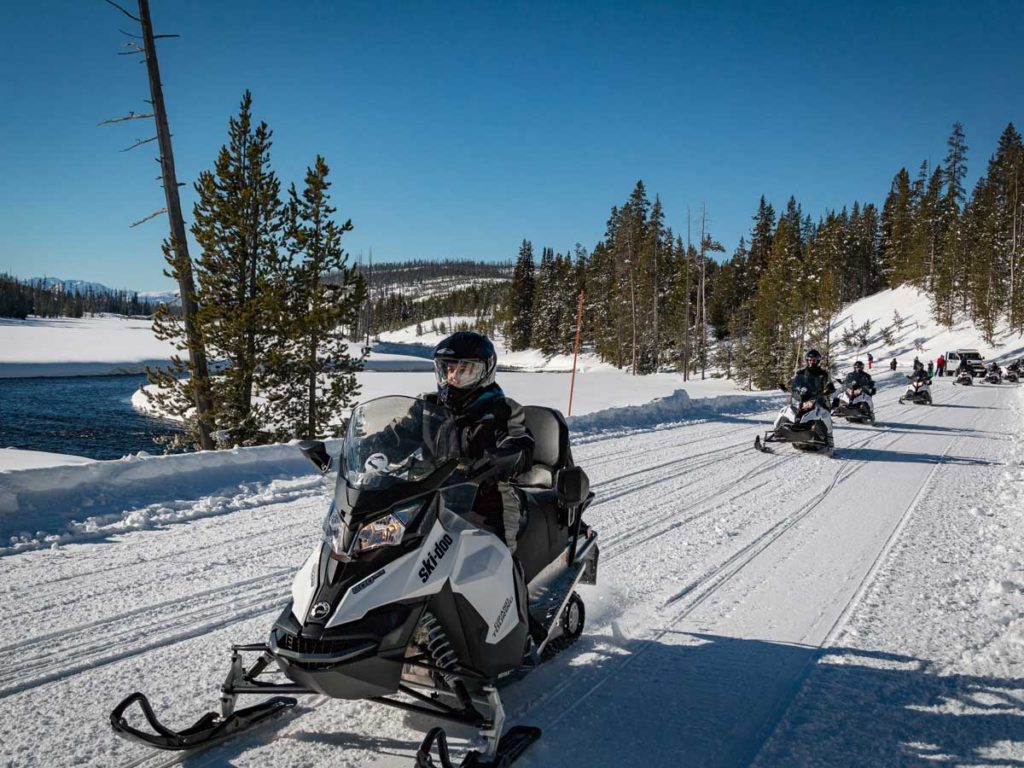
[790,349,836,405]
[832,360,875,409]
[431,332,534,553]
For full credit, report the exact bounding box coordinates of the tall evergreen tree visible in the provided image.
[189,91,285,444]
[263,156,366,439]
[506,240,535,350]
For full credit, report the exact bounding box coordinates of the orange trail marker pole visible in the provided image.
[568,291,585,416]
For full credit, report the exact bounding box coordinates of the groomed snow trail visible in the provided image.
[0,380,1019,768]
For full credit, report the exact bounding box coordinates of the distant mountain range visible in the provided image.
[27,277,179,305]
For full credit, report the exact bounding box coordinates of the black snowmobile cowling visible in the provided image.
[110,395,599,768]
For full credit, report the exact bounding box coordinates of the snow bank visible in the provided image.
[0,448,95,471]
[0,439,339,554]
[566,388,781,439]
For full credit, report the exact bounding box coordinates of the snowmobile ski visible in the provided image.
[416,724,542,768]
[754,435,771,453]
[109,690,296,751]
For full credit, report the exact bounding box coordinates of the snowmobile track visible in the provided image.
[0,574,293,697]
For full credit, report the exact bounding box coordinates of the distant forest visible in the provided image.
[351,259,511,342]
[503,121,1023,388]
[0,274,158,319]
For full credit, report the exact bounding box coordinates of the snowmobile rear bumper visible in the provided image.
[831,404,872,422]
[899,394,931,404]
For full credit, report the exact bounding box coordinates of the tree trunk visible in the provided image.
[138,0,213,449]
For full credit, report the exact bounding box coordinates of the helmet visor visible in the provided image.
[434,358,487,390]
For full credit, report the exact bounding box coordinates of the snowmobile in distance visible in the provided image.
[899,375,933,404]
[755,382,834,456]
[110,396,599,768]
[954,369,974,386]
[830,375,875,424]
[1006,368,1020,384]
[984,367,1003,385]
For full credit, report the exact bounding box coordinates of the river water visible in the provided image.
[0,374,181,460]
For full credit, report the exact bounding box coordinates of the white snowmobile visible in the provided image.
[755,382,835,456]
[110,395,599,768]
[1006,365,1020,384]
[899,374,933,404]
[984,367,1003,384]
[830,374,875,424]
[953,368,974,386]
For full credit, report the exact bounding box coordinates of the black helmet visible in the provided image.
[853,360,865,371]
[913,360,924,370]
[805,349,822,366]
[433,331,497,410]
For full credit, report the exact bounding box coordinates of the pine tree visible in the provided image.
[262,156,365,439]
[933,122,969,325]
[532,247,562,356]
[506,240,535,350]
[880,168,915,286]
[183,92,286,444]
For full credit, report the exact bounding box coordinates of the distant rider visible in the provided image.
[832,360,875,410]
[908,360,932,384]
[988,361,1003,378]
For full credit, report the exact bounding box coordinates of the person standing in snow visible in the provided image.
[890,358,898,371]
[927,360,934,377]
[867,353,874,369]
[936,354,946,377]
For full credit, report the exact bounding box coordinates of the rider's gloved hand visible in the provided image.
[477,444,526,479]
[364,453,389,473]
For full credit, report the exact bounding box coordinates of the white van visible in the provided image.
[945,349,985,376]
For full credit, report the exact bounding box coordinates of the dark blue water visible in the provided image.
[0,374,182,460]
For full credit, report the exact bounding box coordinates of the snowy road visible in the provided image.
[1,379,1020,767]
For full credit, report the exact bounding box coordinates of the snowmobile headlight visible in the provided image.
[354,502,420,554]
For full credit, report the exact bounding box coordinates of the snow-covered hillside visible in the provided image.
[829,285,1024,369]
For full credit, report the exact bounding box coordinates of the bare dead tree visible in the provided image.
[104,0,214,449]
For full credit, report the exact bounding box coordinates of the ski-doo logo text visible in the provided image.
[418,534,454,583]
[310,602,331,620]
[492,596,513,637]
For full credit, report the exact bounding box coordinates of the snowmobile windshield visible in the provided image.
[343,396,459,490]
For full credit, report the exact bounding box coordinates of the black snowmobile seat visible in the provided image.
[514,406,576,583]
[515,406,571,488]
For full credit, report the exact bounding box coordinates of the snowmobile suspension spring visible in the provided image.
[421,612,460,687]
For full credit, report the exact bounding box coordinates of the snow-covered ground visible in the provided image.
[1,374,1022,767]
[3,288,1024,766]
[0,315,178,378]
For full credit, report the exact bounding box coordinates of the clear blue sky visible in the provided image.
[1,0,1021,291]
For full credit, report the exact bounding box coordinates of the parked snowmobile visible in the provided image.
[1006,367,1020,384]
[755,382,835,456]
[830,374,875,424]
[899,374,933,404]
[954,369,974,386]
[984,365,1003,384]
[110,396,599,768]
